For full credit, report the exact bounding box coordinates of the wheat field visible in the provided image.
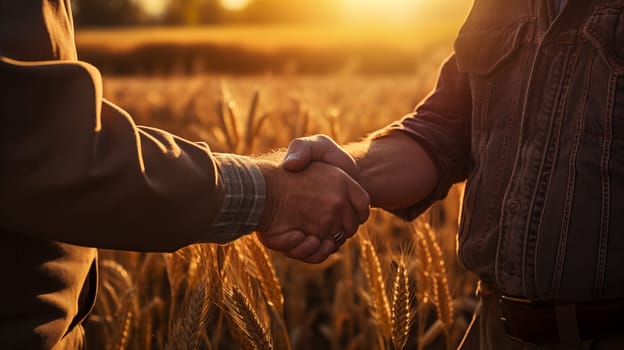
[81,68,478,350]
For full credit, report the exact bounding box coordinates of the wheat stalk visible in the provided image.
[225,99,241,150]
[106,289,134,350]
[165,245,208,330]
[416,220,453,331]
[412,218,454,350]
[245,235,284,315]
[243,89,260,153]
[253,112,269,139]
[215,99,234,152]
[268,299,292,350]
[223,285,273,350]
[165,278,211,350]
[359,238,392,341]
[219,240,277,349]
[137,297,165,350]
[164,252,187,297]
[100,259,133,292]
[391,253,411,350]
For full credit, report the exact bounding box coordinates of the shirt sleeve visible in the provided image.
[372,54,473,220]
[207,153,266,243]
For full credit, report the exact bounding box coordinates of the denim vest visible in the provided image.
[458,0,624,302]
[395,0,624,302]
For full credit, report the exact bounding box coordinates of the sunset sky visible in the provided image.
[136,0,471,24]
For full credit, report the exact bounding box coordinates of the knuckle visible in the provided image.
[288,138,306,149]
[315,134,331,143]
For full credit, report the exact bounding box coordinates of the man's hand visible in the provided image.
[255,160,370,263]
[281,133,439,211]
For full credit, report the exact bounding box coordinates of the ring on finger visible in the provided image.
[332,230,345,243]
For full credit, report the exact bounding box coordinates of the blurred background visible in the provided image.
[73,0,471,76]
[73,0,469,25]
[77,1,480,349]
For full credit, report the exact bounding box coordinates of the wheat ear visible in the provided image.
[223,285,273,350]
[164,278,210,350]
[245,235,284,315]
[360,239,392,340]
[416,220,453,332]
[106,289,134,350]
[391,252,411,350]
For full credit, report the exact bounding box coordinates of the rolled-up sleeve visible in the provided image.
[373,55,472,220]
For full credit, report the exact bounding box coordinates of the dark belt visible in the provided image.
[499,295,624,345]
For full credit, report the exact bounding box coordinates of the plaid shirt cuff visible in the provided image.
[206,153,266,243]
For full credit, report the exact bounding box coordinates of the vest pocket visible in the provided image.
[453,20,532,132]
[454,20,531,76]
[583,4,624,140]
[584,3,624,75]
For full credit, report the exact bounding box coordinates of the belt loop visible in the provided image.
[555,304,581,348]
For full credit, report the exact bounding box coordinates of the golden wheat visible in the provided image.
[243,235,285,315]
[164,278,211,350]
[416,220,454,332]
[391,252,411,350]
[223,285,273,350]
[106,289,134,350]
[359,237,393,342]
[86,69,476,350]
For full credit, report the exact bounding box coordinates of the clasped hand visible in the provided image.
[256,136,366,263]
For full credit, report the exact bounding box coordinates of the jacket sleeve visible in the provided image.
[0,1,265,251]
[0,57,264,252]
[374,54,473,220]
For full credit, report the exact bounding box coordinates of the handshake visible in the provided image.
[254,135,370,264]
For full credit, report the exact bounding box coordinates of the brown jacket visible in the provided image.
[0,1,234,348]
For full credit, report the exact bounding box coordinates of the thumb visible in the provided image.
[282,135,357,175]
[282,138,313,172]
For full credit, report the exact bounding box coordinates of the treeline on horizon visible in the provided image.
[77,41,447,76]
[72,0,468,27]
[73,0,346,27]
[72,0,465,76]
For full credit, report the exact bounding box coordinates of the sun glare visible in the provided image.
[341,0,419,23]
[219,0,252,11]
[138,0,168,18]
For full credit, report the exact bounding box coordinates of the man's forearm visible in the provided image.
[345,132,438,210]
